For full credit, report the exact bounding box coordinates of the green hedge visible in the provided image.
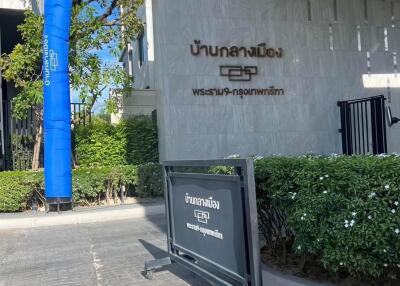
[135,163,163,198]
[73,116,158,167]
[73,118,127,167]
[0,164,163,212]
[0,171,42,212]
[255,155,400,282]
[123,116,159,165]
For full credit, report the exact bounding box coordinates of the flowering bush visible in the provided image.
[255,155,400,281]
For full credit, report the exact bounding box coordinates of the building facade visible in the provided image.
[121,0,400,161]
[0,0,42,170]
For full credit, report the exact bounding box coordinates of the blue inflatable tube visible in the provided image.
[43,0,72,203]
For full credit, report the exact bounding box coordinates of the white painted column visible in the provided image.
[145,0,155,62]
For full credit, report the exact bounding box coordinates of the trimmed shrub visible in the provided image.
[123,116,159,165]
[135,163,163,198]
[0,164,160,212]
[255,155,400,282]
[0,171,43,212]
[73,116,159,167]
[73,118,127,167]
[72,165,137,205]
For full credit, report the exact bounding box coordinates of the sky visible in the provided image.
[70,1,123,115]
[71,49,118,114]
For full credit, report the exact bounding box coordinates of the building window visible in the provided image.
[138,31,145,68]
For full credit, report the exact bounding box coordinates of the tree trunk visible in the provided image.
[32,121,43,171]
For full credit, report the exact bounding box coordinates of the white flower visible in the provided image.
[339,262,343,266]
[344,220,349,228]
[383,249,387,253]
[395,201,399,206]
[319,177,324,181]
[392,209,396,214]
[352,212,357,217]
[384,264,388,267]
[350,220,355,227]
[385,184,390,191]
[395,229,399,234]
[323,191,328,194]
[297,245,301,250]
[368,215,372,220]
[325,174,329,178]
[368,192,376,199]
[397,264,400,268]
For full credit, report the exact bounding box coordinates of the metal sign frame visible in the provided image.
[161,159,261,286]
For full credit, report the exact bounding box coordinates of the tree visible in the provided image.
[0,0,143,170]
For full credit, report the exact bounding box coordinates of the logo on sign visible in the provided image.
[194,210,210,224]
[49,50,58,71]
[219,65,258,82]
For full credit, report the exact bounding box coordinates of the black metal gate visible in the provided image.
[338,95,387,155]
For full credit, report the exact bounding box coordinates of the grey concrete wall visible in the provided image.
[120,89,157,119]
[146,0,400,160]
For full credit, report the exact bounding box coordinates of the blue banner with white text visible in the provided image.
[43,0,72,201]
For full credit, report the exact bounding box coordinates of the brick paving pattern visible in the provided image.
[0,215,210,286]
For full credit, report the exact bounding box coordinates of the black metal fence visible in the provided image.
[1,101,90,171]
[338,95,387,155]
[71,102,91,126]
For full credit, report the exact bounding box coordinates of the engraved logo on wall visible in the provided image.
[220,66,258,82]
[189,40,285,96]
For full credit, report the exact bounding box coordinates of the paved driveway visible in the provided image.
[0,215,210,286]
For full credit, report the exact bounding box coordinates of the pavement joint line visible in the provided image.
[0,203,165,230]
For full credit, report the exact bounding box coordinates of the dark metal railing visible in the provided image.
[338,95,387,155]
[71,102,91,126]
[1,101,90,171]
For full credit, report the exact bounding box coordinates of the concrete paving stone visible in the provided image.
[0,214,210,286]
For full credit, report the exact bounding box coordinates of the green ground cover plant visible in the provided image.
[255,155,400,283]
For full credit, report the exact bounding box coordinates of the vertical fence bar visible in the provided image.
[382,97,388,153]
[371,98,378,154]
[376,96,387,153]
[83,104,86,126]
[352,104,357,154]
[365,101,369,153]
[346,103,352,155]
[357,102,361,154]
[360,101,365,154]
